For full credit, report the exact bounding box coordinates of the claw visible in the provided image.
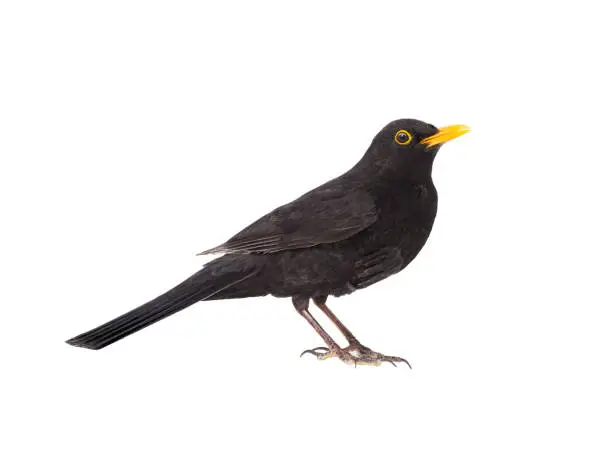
[300,349,317,358]
[381,356,411,369]
[394,357,412,369]
[300,346,330,359]
[311,346,330,353]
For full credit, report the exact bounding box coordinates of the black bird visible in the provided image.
[66,119,469,366]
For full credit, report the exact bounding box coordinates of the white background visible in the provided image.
[1,1,611,458]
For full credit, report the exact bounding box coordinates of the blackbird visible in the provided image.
[66,119,469,366]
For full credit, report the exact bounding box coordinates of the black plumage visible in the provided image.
[66,118,469,366]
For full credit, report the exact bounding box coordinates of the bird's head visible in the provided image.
[359,119,470,180]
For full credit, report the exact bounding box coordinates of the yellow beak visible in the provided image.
[421,124,470,148]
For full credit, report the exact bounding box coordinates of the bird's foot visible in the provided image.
[300,343,411,368]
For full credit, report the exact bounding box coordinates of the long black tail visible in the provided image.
[66,256,260,350]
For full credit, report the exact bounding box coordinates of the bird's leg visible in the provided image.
[305,296,411,368]
[312,296,359,345]
[293,296,347,362]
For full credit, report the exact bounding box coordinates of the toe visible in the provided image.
[300,346,330,358]
[382,356,412,369]
[300,346,341,361]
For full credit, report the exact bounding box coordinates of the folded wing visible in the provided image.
[200,184,377,255]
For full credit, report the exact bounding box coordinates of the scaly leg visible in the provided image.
[297,295,411,368]
[313,296,360,344]
[292,296,353,364]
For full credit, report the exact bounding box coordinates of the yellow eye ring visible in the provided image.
[394,129,412,145]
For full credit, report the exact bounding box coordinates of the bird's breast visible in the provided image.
[365,181,438,261]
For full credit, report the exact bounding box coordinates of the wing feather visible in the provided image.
[199,182,377,255]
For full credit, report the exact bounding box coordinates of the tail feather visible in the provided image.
[66,257,259,350]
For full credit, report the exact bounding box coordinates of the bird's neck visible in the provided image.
[349,144,435,187]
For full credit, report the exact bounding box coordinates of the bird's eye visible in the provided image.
[394,130,412,145]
